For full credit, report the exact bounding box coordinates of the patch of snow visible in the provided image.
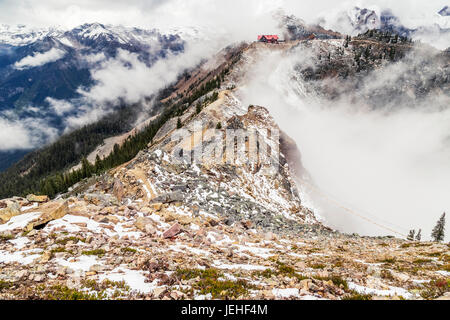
[354,259,383,266]
[148,213,171,230]
[272,288,299,298]
[311,253,328,257]
[0,248,42,265]
[55,255,99,272]
[8,237,30,249]
[213,260,268,271]
[21,203,38,211]
[222,273,238,281]
[194,293,212,300]
[154,149,162,158]
[235,245,274,259]
[412,279,431,284]
[288,252,308,259]
[300,295,327,300]
[113,223,142,239]
[348,282,412,299]
[169,243,211,256]
[99,267,158,294]
[190,223,200,231]
[206,232,233,246]
[46,215,115,236]
[192,164,201,175]
[147,179,157,195]
[0,211,41,233]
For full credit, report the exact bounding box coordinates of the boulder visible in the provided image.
[162,223,182,239]
[0,201,21,224]
[161,210,193,225]
[135,217,154,233]
[150,191,184,204]
[241,220,253,229]
[391,271,410,283]
[144,224,157,235]
[152,287,167,299]
[300,279,312,291]
[40,251,52,263]
[264,232,277,241]
[170,290,186,300]
[113,179,125,202]
[25,201,69,232]
[435,292,450,300]
[84,193,119,206]
[150,203,163,211]
[26,194,49,203]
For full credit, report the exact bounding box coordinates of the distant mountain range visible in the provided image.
[0,23,185,115]
[439,6,450,16]
[0,23,187,170]
[320,6,450,49]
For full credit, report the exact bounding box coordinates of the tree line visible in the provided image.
[0,106,139,199]
[35,74,224,198]
[407,213,446,243]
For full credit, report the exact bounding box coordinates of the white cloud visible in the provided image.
[0,118,34,150]
[238,45,450,240]
[0,0,447,30]
[1,1,448,52]
[0,116,58,151]
[14,48,66,70]
[46,97,75,116]
[63,38,221,130]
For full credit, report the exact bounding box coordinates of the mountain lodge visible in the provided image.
[257,35,279,43]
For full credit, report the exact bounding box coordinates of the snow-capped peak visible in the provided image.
[73,23,112,40]
[347,6,381,31]
[0,23,176,48]
[438,6,450,16]
[0,24,63,46]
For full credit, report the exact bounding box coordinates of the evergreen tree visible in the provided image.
[81,157,93,178]
[177,117,182,129]
[41,179,55,198]
[431,213,446,242]
[344,35,350,48]
[216,122,222,130]
[94,155,103,173]
[407,230,415,241]
[364,46,371,59]
[389,47,396,61]
[415,229,422,241]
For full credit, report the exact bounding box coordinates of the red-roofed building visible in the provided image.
[257,35,279,43]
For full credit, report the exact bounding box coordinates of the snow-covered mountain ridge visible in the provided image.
[0,23,200,47]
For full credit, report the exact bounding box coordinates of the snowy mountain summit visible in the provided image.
[0,23,197,48]
[438,6,450,16]
[348,6,381,31]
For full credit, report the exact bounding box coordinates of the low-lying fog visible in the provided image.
[239,47,450,241]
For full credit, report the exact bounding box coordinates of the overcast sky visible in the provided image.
[0,0,448,30]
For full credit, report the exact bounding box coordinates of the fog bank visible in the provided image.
[238,47,450,241]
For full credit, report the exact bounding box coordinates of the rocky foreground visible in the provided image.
[0,188,449,300]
